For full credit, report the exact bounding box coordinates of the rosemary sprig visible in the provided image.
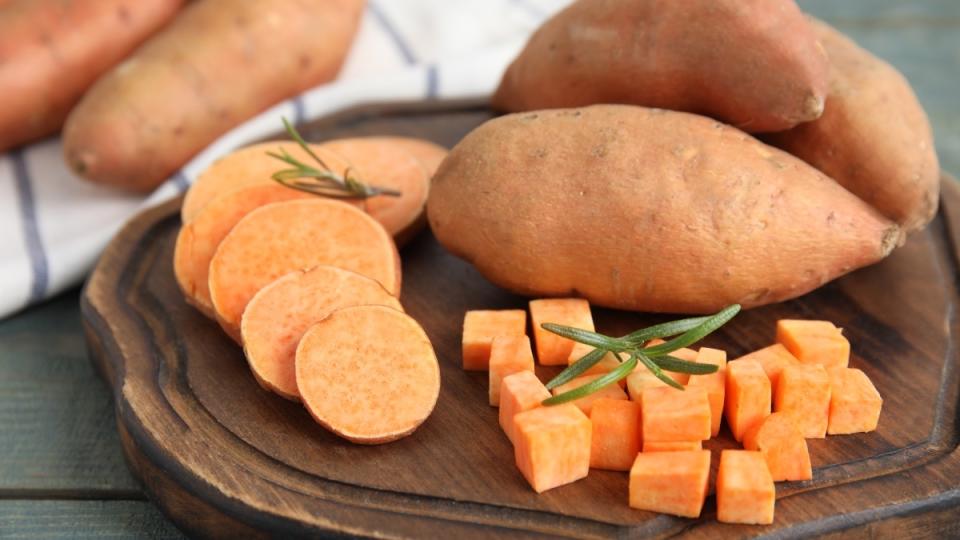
[542,304,741,405]
[267,118,402,199]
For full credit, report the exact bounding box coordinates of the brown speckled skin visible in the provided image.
[765,19,940,233]
[0,0,183,152]
[427,105,900,314]
[492,0,829,133]
[63,0,365,192]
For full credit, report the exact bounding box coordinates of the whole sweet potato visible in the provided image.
[63,0,365,192]
[764,19,940,232]
[492,0,829,133]
[427,106,901,313]
[0,0,183,151]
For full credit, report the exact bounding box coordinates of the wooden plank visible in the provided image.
[0,289,139,493]
[0,500,184,539]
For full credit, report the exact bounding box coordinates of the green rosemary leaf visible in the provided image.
[544,348,609,390]
[637,352,685,390]
[622,315,712,345]
[540,323,627,351]
[654,355,718,375]
[641,304,741,357]
[282,118,333,171]
[542,354,638,406]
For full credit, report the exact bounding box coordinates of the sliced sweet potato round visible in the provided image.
[296,305,440,444]
[241,265,403,401]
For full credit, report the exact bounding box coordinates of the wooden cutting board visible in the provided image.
[81,100,960,539]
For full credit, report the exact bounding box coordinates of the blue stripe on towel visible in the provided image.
[368,1,417,64]
[291,95,307,125]
[172,170,190,193]
[425,64,439,99]
[10,149,49,303]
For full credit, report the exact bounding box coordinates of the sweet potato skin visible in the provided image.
[427,105,901,313]
[492,0,828,133]
[0,0,183,151]
[765,19,939,232]
[63,0,365,191]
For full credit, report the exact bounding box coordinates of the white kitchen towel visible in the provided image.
[0,0,568,319]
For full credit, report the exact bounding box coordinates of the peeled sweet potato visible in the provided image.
[427,105,901,313]
[0,0,183,151]
[764,19,940,232]
[492,0,828,133]
[63,0,365,191]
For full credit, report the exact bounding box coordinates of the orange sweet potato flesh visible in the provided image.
[209,199,401,342]
[686,347,727,437]
[499,371,551,444]
[513,403,592,493]
[827,368,883,434]
[493,0,828,133]
[629,450,711,518]
[529,298,594,365]
[461,310,527,371]
[641,387,711,442]
[733,344,799,389]
[717,450,776,525]
[240,265,402,401]
[775,364,831,438]
[725,360,771,442]
[0,0,183,151]
[63,0,366,191]
[589,399,641,471]
[777,319,850,369]
[643,440,702,453]
[488,336,536,406]
[295,305,439,444]
[765,19,940,232]
[428,105,901,314]
[743,412,812,482]
[551,374,628,416]
[174,184,311,318]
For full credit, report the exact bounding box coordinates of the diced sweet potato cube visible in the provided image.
[626,367,673,401]
[725,360,771,442]
[717,450,775,524]
[642,387,711,442]
[513,404,592,493]
[551,374,628,415]
[733,344,799,388]
[776,319,849,369]
[590,399,642,471]
[827,368,883,435]
[569,345,623,377]
[462,309,526,371]
[530,298,594,365]
[489,336,536,406]
[499,371,550,444]
[687,347,727,437]
[643,440,702,453]
[645,339,697,384]
[629,450,711,518]
[743,412,812,481]
[775,364,831,439]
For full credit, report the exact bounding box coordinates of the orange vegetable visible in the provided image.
[461,310,527,371]
[686,347,727,437]
[776,319,850,369]
[644,339,697,384]
[551,374,628,415]
[499,371,551,444]
[743,412,812,481]
[529,298,593,365]
[733,344,799,389]
[240,265,402,401]
[827,368,883,435]
[626,367,673,401]
[513,404,592,493]
[174,184,309,317]
[488,336,536,406]
[774,364,831,438]
[295,305,439,444]
[629,450,711,518]
[725,360,771,442]
[208,199,401,342]
[576,350,623,376]
[717,450,776,525]
[589,398,642,471]
[641,387,711,442]
[643,440,702,453]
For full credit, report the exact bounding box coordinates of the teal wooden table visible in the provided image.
[2,2,958,537]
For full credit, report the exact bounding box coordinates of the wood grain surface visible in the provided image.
[80,100,960,538]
